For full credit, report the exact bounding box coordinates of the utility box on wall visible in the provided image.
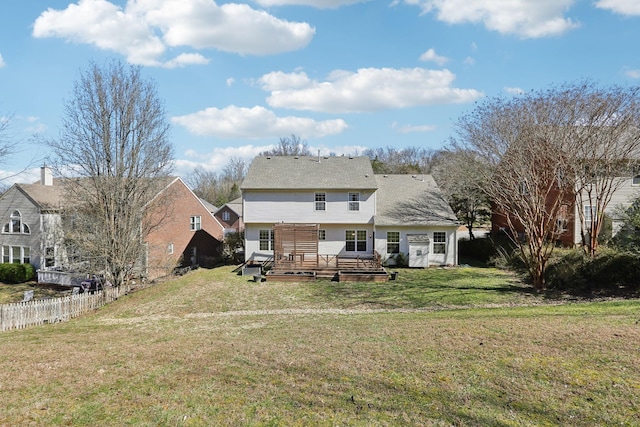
[407,234,430,268]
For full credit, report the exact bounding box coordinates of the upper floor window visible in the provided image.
[2,210,30,234]
[315,192,326,211]
[633,175,640,186]
[222,211,231,221]
[348,193,360,211]
[190,215,201,231]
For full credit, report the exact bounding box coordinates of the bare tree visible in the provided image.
[431,148,491,240]
[186,157,249,207]
[567,84,640,256]
[363,146,434,174]
[47,59,174,286]
[260,134,312,156]
[454,85,583,290]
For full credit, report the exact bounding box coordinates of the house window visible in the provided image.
[633,175,640,186]
[2,245,30,264]
[190,215,201,231]
[2,210,30,234]
[222,211,230,221]
[45,247,55,267]
[315,193,326,211]
[259,229,274,251]
[318,229,326,241]
[433,232,446,254]
[556,204,569,234]
[386,231,400,254]
[348,193,360,211]
[584,205,597,224]
[345,230,366,252]
[168,243,174,255]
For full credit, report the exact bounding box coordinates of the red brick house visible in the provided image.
[214,197,244,236]
[144,177,225,278]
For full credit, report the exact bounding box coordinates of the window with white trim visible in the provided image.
[348,192,360,211]
[433,232,446,254]
[190,215,201,231]
[168,243,174,255]
[318,229,326,241]
[259,229,274,251]
[2,210,30,234]
[315,193,326,211]
[346,230,366,252]
[222,211,230,221]
[2,245,30,264]
[584,205,597,224]
[633,175,640,186]
[386,231,400,254]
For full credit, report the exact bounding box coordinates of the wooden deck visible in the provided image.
[266,223,388,282]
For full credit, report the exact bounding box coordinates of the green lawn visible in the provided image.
[1,266,639,426]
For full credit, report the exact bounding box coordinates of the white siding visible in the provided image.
[375,226,457,266]
[243,190,375,224]
[573,177,640,244]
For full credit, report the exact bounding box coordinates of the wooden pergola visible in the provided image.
[273,223,319,270]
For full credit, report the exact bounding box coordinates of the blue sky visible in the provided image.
[1,0,640,183]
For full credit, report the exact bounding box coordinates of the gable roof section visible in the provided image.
[14,180,65,210]
[374,174,458,227]
[217,197,242,217]
[241,156,377,190]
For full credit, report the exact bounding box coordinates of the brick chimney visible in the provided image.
[41,166,53,186]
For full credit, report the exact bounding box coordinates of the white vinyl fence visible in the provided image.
[1,285,130,332]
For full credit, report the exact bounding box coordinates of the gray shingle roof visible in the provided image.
[15,180,65,210]
[374,174,458,227]
[241,156,377,190]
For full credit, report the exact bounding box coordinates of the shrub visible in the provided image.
[0,263,35,284]
[546,248,640,297]
[458,237,496,263]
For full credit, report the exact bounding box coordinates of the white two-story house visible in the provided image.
[241,155,458,268]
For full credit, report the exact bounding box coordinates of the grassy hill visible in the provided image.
[1,266,639,426]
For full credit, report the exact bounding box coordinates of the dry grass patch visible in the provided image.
[1,267,639,426]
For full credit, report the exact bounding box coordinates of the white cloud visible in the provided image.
[0,53,5,68]
[625,69,640,79]
[171,105,348,138]
[253,0,368,8]
[32,0,314,67]
[391,122,436,134]
[504,86,525,95]
[260,67,483,113]
[595,0,640,15]
[464,56,475,65]
[400,0,579,38]
[419,48,448,66]
[226,78,235,87]
[175,145,268,174]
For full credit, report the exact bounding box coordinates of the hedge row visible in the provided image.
[0,263,36,284]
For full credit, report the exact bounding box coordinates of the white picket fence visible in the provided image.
[0,285,130,332]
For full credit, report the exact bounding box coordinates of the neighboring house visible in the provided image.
[0,167,64,268]
[492,171,640,247]
[241,156,458,269]
[0,167,224,281]
[143,177,225,278]
[214,197,244,236]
